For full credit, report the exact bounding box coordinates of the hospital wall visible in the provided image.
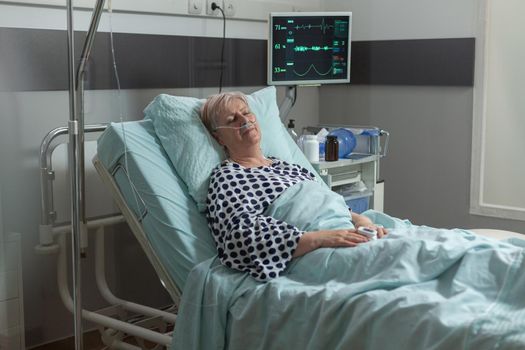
[320,0,524,233]
[0,1,320,348]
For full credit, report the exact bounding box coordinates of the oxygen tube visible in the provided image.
[214,121,256,131]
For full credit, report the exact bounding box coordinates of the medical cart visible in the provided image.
[307,126,389,213]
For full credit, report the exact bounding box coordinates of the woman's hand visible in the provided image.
[351,212,388,238]
[293,229,369,258]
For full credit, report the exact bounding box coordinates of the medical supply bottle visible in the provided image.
[287,119,298,142]
[325,135,339,161]
[303,135,319,162]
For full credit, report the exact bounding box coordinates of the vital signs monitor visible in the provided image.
[268,12,352,86]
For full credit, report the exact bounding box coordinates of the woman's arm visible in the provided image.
[294,211,390,258]
[209,212,305,281]
[293,229,369,257]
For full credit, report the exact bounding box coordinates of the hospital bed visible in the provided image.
[87,88,525,349]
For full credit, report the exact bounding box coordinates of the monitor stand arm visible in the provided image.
[278,85,297,122]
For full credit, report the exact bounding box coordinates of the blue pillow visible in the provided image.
[144,86,322,211]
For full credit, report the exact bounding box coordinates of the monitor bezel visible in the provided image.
[267,11,352,86]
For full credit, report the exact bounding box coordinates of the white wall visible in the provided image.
[0,2,267,39]
[0,1,321,347]
[470,0,525,221]
[0,0,321,22]
[323,0,479,40]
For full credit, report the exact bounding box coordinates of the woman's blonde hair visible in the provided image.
[201,92,248,133]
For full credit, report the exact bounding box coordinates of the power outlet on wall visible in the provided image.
[188,0,203,14]
[206,0,223,16]
[223,0,236,17]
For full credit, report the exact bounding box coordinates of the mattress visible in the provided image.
[97,120,217,291]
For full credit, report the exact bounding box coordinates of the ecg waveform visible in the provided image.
[293,18,334,34]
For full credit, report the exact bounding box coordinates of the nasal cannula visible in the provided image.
[214,121,256,131]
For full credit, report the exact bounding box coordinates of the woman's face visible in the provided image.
[213,98,261,154]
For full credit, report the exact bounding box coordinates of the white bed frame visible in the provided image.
[36,126,177,350]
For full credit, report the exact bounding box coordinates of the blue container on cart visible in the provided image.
[327,128,356,158]
[345,196,370,214]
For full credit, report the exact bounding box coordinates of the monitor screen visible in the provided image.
[268,12,352,86]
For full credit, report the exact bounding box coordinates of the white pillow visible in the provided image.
[144,86,322,211]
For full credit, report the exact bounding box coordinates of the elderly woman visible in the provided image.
[200,91,387,282]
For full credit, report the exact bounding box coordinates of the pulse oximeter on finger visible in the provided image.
[357,226,377,240]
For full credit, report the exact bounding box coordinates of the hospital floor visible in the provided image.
[31,330,158,350]
[30,330,101,349]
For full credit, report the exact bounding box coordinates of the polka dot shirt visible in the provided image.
[206,157,317,282]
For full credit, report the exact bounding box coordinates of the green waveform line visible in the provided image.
[294,45,333,52]
[293,64,333,77]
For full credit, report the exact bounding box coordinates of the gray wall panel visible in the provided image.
[0,28,67,91]
[319,85,524,233]
[351,38,475,86]
[1,28,475,91]
[0,28,268,91]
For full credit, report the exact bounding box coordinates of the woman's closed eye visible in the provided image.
[226,111,252,124]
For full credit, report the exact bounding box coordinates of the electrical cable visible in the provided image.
[212,2,226,93]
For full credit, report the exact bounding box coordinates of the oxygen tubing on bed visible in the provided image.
[214,121,256,131]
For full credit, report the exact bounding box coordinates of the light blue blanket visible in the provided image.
[172,183,525,350]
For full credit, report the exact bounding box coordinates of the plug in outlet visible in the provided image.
[188,0,203,14]
[223,0,236,17]
[206,0,223,16]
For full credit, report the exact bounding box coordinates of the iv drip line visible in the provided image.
[106,3,195,227]
[108,2,141,211]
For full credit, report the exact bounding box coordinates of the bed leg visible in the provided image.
[94,226,177,324]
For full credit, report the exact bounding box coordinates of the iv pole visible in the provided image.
[65,1,106,349]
